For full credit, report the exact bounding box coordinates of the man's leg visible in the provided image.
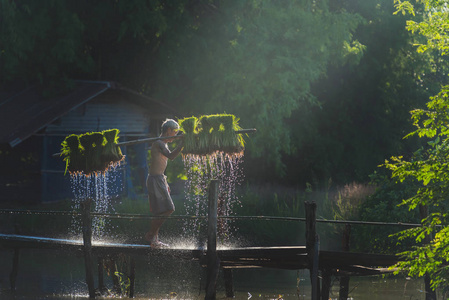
[145,209,174,244]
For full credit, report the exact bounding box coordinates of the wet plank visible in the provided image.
[0,233,399,275]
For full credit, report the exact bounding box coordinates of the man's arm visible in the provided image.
[158,140,183,160]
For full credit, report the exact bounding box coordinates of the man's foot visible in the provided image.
[144,232,156,243]
[151,240,170,249]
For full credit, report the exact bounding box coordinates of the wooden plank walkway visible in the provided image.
[0,233,399,275]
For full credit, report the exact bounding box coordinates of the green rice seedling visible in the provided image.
[179,117,199,154]
[207,114,224,153]
[179,114,245,156]
[61,129,124,176]
[91,132,106,172]
[61,134,84,175]
[78,132,106,175]
[102,129,124,167]
[79,133,95,175]
[199,115,213,155]
[221,114,244,154]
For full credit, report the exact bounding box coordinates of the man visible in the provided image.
[145,119,183,248]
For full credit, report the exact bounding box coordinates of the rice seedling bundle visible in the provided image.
[198,115,213,155]
[61,134,83,174]
[178,114,245,156]
[207,114,224,152]
[102,129,124,166]
[179,117,199,154]
[221,114,244,153]
[60,129,124,176]
[79,132,103,175]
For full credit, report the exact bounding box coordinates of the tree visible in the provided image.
[385,0,449,293]
[282,0,440,186]
[150,0,364,175]
[0,0,181,91]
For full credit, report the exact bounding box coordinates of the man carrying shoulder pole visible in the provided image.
[144,119,183,248]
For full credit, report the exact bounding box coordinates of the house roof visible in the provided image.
[0,80,177,147]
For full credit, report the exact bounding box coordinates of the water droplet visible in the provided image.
[182,151,244,244]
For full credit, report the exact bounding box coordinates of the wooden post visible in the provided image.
[81,199,96,299]
[98,257,106,295]
[339,224,351,300]
[9,225,20,291]
[321,269,331,300]
[313,236,320,300]
[305,201,319,300]
[224,269,234,298]
[129,257,136,298]
[419,205,437,300]
[205,180,220,300]
[10,247,19,291]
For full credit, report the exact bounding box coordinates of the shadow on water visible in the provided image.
[0,246,428,300]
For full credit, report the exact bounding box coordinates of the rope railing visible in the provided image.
[0,208,424,227]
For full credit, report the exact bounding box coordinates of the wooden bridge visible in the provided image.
[0,234,399,299]
[0,180,408,300]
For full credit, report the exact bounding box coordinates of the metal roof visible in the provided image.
[0,81,176,147]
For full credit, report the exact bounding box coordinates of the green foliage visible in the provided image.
[3,0,445,192]
[280,0,439,186]
[114,271,131,297]
[354,171,421,254]
[153,0,364,175]
[0,0,174,90]
[383,0,449,291]
[395,0,449,55]
[0,0,89,90]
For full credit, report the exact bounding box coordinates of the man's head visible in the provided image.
[161,119,179,136]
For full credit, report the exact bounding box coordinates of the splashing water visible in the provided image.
[69,165,123,240]
[182,152,244,245]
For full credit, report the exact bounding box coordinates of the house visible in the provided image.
[0,80,178,202]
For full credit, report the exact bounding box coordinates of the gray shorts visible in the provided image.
[146,174,175,215]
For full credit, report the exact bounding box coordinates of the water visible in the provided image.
[69,167,122,240]
[0,248,428,299]
[1,151,428,299]
[182,152,244,245]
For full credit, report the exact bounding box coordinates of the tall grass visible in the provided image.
[233,181,376,249]
[331,181,377,221]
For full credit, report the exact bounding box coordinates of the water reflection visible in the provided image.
[0,248,427,300]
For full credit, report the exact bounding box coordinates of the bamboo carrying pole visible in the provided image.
[115,128,257,147]
[51,128,256,157]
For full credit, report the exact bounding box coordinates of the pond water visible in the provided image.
[0,248,428,300]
